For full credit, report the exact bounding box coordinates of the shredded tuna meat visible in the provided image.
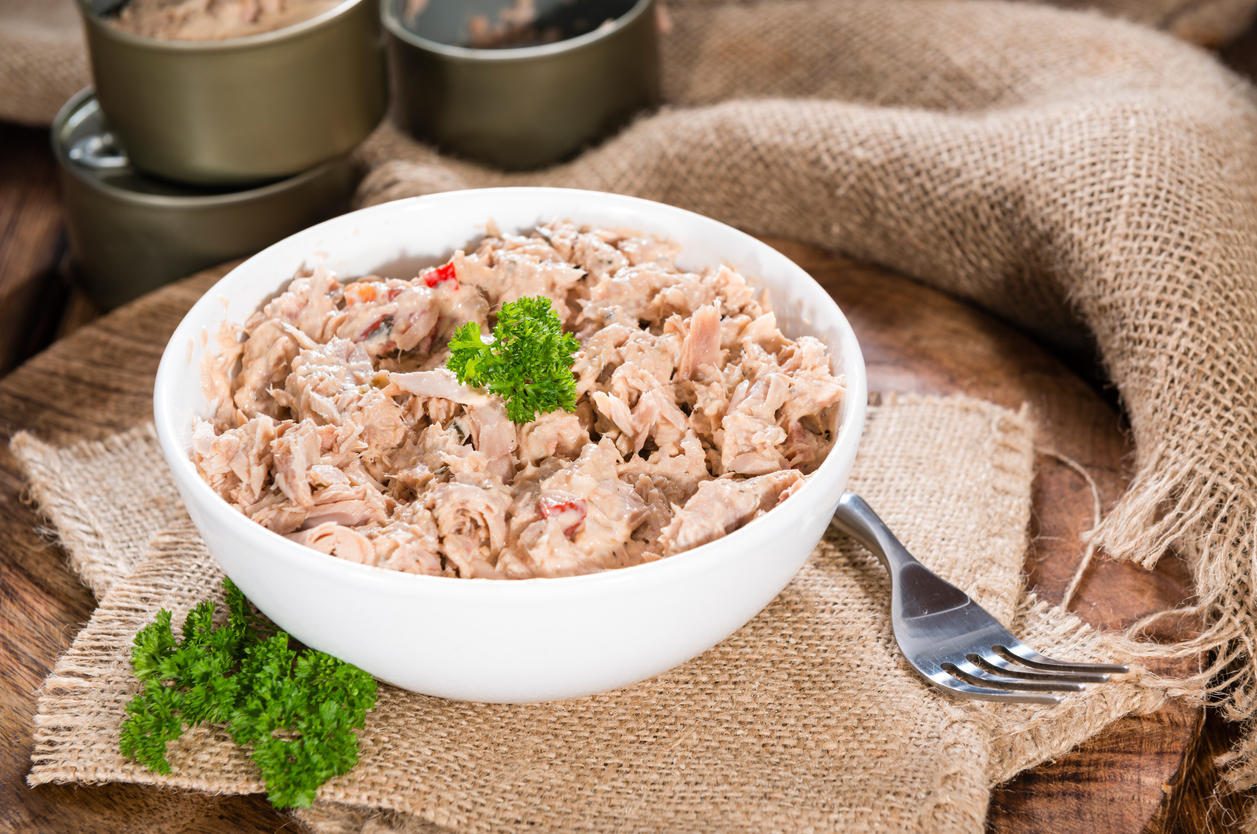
[193,221,845,578]
[111,0,342,41]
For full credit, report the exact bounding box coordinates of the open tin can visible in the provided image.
[53,89,358,310]
[383,0,659,170]
[78,0,386,185]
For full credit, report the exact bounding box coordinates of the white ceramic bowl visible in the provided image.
[153,187,867,702]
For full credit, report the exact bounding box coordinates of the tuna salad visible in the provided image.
[110,0,342,41]
[192,221,845,579]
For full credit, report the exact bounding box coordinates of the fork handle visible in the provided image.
[831,492,922,574]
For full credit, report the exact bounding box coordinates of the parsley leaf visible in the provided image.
[119,579,377,808]
[446,295,581,424]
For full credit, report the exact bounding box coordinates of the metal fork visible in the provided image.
[831,492,1128,704]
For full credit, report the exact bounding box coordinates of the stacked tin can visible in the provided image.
[54,0,387,309]
[55,0,662,308]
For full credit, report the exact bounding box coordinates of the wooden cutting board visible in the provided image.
[0,245,1202,832]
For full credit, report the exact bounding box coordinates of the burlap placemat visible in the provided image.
[13,395,1166,833]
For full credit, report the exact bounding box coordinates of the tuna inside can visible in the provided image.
[52,88,358,310]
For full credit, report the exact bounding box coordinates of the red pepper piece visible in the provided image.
[538,497,587,539]
[424,262,459,290]
[357,314,394,342]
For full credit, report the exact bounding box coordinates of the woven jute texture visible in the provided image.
[13,396,1166,833]
[0,0,88,125]
[12,424,183,599]
[3,0,1256,126]
[353,0,1257,804]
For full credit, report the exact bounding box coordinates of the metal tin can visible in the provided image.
[53,89,358,310]
[383,0,659,171]
[78,0,386,186]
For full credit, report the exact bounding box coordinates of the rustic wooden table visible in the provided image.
[0,123,1241,833]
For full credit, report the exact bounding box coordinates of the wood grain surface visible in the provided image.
[0,123,73,376]
[0,240,1210,833]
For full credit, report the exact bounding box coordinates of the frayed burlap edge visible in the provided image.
[980,594,1187,785]
[1090,456,1257,792]
[26,523,265,794]
[23,395,1020,833]
[11,424,184,599]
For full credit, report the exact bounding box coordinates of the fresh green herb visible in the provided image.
[446,295,581,424]
[119,579,377,809]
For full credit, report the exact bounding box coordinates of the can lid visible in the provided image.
[52,88,342,206]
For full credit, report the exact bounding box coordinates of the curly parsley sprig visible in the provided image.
[446,295,581,424]
[119,579,377,809]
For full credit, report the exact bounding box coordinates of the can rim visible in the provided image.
[51,89,352,208]
[381,0,654,62]
[77,0,362,51]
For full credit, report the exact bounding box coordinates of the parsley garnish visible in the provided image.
[119,579,377,808]
[446,295,581,424]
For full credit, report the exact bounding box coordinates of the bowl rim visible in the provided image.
[153,187,867,598]
[79,0,362,51]
[381,0,654,62]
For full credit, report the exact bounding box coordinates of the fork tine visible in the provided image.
[973,650,1112,684]
[998,641,1129,675]
[946,660,1085,693]
[926,669,1062,705]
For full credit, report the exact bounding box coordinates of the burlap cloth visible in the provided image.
[0,0,87,126]
[4,0,1257,126]
[12,396,1167,832]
